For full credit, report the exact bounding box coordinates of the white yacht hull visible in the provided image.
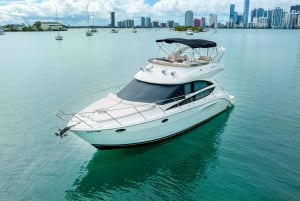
[56,38,235,150]
[71,98,233,149]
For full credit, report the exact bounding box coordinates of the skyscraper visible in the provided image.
[145,17,151,28]
[243,0,250,25]
[256,8,265,18]
[185,10,193,26]
[209,14,218,28]
[110,12,115,28]
[290,5,300,12]
[141,17,145,28]
[229,4,235,20]
[251,8,257,22]
[272,7,283,28]
[201,17,206,27]
[167,20,174,28]
[194,19,201,27]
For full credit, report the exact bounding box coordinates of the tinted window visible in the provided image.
[166,86,215,110]
[184,83,192,94]
[117,79,184,104]
[195,87,215,100]
[193,81,212,92]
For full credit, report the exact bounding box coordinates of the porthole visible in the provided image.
[116,128,126,133]
[161,119,168,123]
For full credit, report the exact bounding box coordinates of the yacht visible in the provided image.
[85,4,93,36]
[132,28,137,33]
[56,38,235,149]
[186,28,193,35]
[55,34,63,40]
[55,7,63,40]
[111,29,119,33]
[91,14,97,33]
[86,29,93,36]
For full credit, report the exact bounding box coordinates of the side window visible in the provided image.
[195,88,215,100]
[184,83,192,95]
[193,81,212,92]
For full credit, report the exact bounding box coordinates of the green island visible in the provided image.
[174,26,204,32]
[3,21,66,32]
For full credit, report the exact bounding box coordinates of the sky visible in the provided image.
[0,0,299,26]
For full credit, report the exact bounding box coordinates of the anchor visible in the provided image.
[55,123,79,138]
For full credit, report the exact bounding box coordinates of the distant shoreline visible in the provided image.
[2,26,300,32]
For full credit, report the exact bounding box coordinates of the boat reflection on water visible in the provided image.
[65,109,233,200]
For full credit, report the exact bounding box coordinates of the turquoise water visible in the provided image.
[0,29,300,201]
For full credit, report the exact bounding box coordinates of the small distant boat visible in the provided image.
[91,14,97,33]
[186,28,193,35]
[132,28,137,33]
[86,30,93,36]
[55,34,63,40]
[55,6,63,40]
[91,27,97,33]
[0,26,5,35]
[85,4,93,36]
[111,29,118,33]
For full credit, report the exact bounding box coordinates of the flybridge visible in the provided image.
[156,38,217,48]
[149,38,225,67]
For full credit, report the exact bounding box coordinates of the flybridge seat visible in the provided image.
[149,57,210,67]
[149,38,221,67]
[199,55,212,61]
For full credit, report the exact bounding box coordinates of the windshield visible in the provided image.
[117,79,184,104]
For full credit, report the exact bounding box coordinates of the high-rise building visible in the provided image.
[151,21,159,28]
[233,12,238,24]
[229,4,235,20]
[117,21,124,28]
[243,0,250,25]
[267,9,273,28]
[185,10,193,26]
[257,17,268,28]
[251,8,265,22]
[272,7,283,28]
[124,19,134,28]
[251,8,257,22]
[290,5,300,13]
[110,12,115,28]
[194,19,201,27]
[145,17,151,28]
[257,8,264,18]
[167,20,174,28]
[141,17,145,28]
[201,17,206,27]
[209,14,217,28]
[160,23,167,28]
[285,11,299,29]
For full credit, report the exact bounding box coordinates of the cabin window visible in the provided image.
[117,79,185,105]
[195,87,215,100]
[193,81,212,92]
[165,81,214,110]
[117,80,213,106]
[184,83,192,94]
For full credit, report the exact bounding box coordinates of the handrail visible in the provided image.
[55,85,228,128]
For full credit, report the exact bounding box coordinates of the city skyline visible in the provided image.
[0,0,299,26]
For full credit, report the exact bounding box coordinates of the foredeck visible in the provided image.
[68,93,165,129]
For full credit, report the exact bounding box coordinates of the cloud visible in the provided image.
[0,0,299,25]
